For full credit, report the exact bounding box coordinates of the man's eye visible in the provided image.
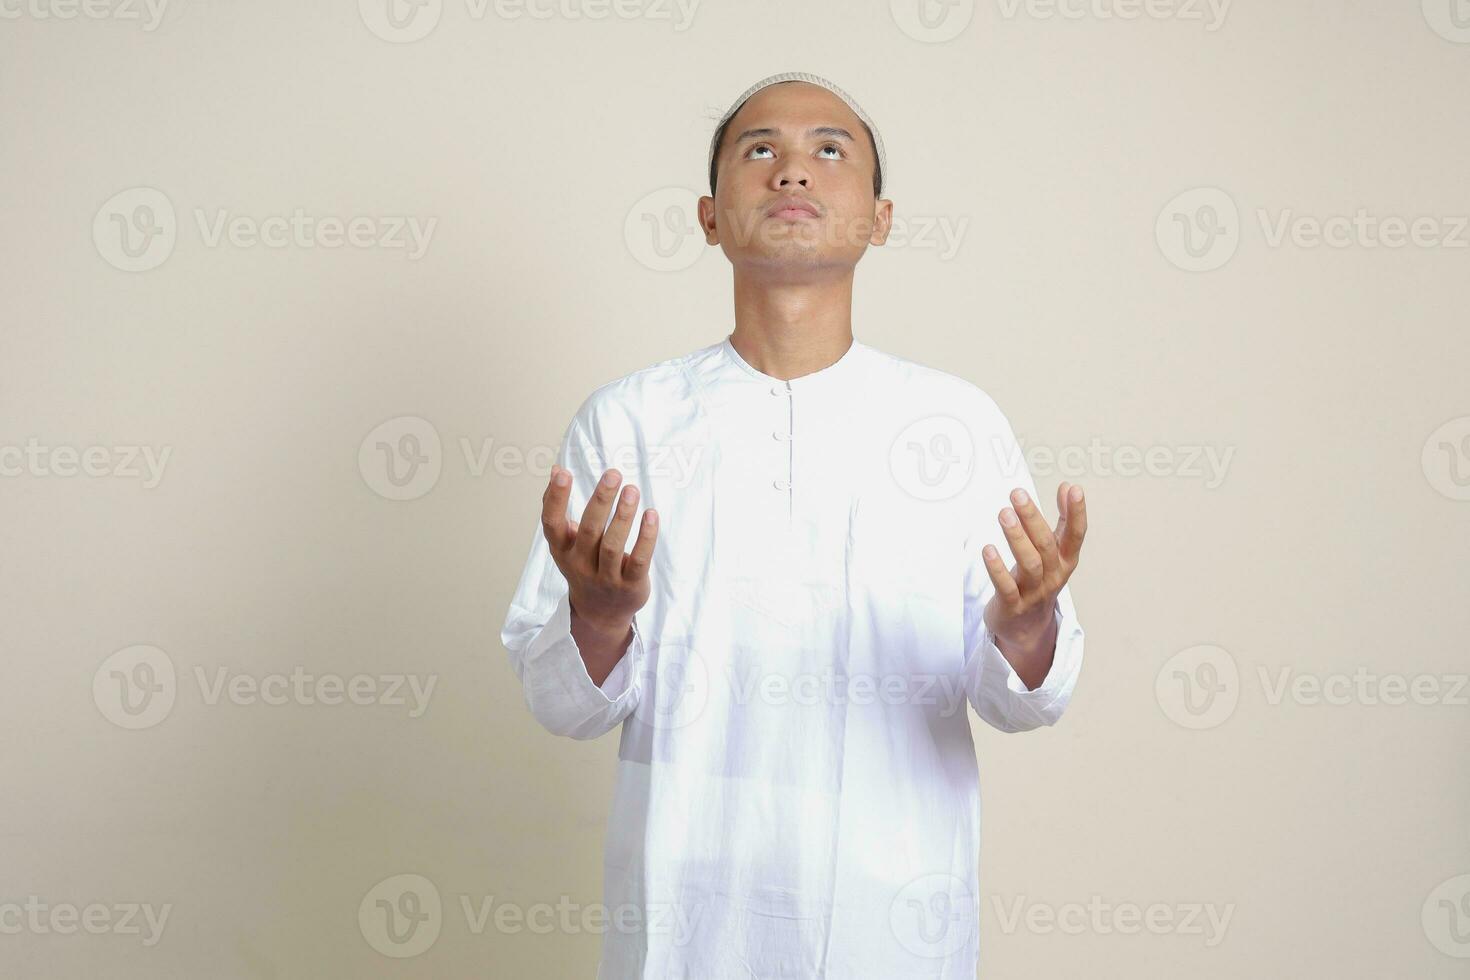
[818,144,844,159]
[747,145,774,159]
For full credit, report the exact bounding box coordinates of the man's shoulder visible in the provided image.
[860,342,1010,421]
[568,339,720,433]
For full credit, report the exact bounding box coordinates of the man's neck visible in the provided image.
[729,270,856,381]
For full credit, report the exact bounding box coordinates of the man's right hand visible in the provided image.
[541,465,658,684]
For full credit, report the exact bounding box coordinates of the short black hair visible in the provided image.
[708,114,884,199]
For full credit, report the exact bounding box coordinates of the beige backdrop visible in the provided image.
[3,1,1468,977]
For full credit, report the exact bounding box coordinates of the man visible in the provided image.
[501,71,1088,978]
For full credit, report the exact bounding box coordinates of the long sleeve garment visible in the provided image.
[501,334,1085,979]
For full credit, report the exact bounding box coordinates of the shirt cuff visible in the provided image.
[585,603,642,702]
[995,602,1067,695]
[966,598,1084,732]
[519,590,644,737]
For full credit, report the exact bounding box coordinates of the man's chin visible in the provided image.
[733,245,860,278]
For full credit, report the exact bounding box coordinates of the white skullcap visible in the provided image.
[707,71,886,192]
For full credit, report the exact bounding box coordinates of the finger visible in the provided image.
[540,465,575,553]
[982,543,1022,607]
[574,468,622,562]
[999,505,1044,588]
[1010,487,1060,577]
[1055,481,1071,543]
[622,508,659,583]
[1057,483,1087,566]
[598,483,640,582]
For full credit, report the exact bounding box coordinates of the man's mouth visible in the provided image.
[766,196,821,220]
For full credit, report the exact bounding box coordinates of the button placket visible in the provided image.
[773,382,794,519]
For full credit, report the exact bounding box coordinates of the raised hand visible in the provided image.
[981,482,1088,665]
[541,465,658,682]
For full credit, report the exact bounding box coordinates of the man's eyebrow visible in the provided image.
[731,125,857,145]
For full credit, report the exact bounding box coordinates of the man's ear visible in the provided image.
[869,198,894,246]
[697,195,719,245]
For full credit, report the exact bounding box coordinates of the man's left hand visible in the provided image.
[982,482,1088,659]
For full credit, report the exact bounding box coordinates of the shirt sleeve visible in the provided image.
[958,396,1086,734]
[499,413,647,740]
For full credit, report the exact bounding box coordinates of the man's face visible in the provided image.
[699,82,893,278]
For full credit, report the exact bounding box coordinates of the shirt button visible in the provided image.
[772,430,791,441]
[769,385,789,396]
[773,479,791,491]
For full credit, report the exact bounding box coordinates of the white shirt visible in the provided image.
[501,334,1085,979]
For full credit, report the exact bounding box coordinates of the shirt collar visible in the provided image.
[718,332,866,391]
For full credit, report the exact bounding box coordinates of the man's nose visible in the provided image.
[772,161,812,188]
